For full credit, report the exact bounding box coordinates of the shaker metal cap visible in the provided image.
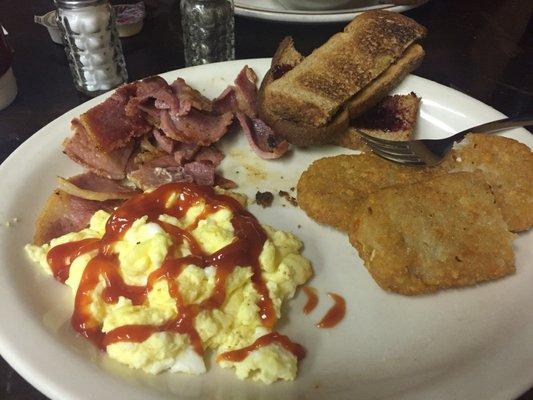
[53,0,106,8]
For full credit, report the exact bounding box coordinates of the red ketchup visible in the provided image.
[46,183,304,360]
[316,293,346,328]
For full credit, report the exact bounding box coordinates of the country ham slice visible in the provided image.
[236,113,289,159]
[57,172,139,201]
[128,166,192,191]
[63,120,135,179]
[174,142,200,164]
[170,78,212,114]
[153,129,175,153]
[234,66,258,118]
[126,76,181,118]
[79,83,151,151]
[128,157,217,190]
[194,145,224,166]
[183,161,215,186]
[160,108,233,146]
[212,66,257,117]
[212,86,237,115]
[33,190,122,245]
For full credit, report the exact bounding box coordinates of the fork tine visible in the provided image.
[369,145,425,164]
[357,132,412,150]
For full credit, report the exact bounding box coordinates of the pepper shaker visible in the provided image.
[54,0,128,96]
[181,0,235,67]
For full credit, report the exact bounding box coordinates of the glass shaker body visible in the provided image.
[55,0,128,96]
[181,0,235,67]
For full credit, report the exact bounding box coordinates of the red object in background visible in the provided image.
[0,28,13,76]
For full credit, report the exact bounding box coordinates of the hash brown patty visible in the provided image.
[348,171,515,295]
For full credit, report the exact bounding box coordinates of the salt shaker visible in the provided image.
[0,28,17,110]
[181,0,235,67]
[54,0,128,96]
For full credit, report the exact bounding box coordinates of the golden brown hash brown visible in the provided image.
[348,172,515,295]
[297,134,532,232]
[296,153,438,231]
[441,134,533,232]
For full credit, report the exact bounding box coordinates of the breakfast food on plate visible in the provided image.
[26,183,312,384]
[441,134,533,232]
[62,65,288,189]
[333,92,421,151]
[297,133,532,295]
[258,11,426,146]
[42,65,295,245]
[297,134,533,233]
[297,153,436,231]
[349,172,515,295]
[33,173,137,245]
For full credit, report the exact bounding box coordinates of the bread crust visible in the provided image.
[262,11,426,127]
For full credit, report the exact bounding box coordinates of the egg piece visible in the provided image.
[106,332,199,375]
[218,343,298,384]
[170,345,206,375]
[147,280,178,320]
[194,309,233,350]
[192,208,235,254]
[114,218,172,286]
[177,265,216,305]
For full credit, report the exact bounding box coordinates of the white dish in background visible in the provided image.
[234,0,427,23]
[276,0,355,11]
[0,58,532,400]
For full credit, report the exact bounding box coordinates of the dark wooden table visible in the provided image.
[0,0,532,398]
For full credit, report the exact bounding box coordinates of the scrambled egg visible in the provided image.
[25,199,312,384]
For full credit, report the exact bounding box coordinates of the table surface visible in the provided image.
[0,0,532,399]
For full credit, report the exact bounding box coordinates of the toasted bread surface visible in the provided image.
[258,40,349,146]
[271,36,304,68]
[348,171,515,295]
[335,92,420,150]
[443,134,533,232]
[346,44,425,119]
[263,11,426,127]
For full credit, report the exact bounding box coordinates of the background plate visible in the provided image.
[234,0,426,23]
[0,59,531,400]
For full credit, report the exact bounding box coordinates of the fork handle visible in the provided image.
[450,115,533,143]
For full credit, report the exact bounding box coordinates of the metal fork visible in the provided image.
[357,116,533,166]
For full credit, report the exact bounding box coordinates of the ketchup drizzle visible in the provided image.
[217,332,306,362]
[47,238,99,283]
[45,183,283,355]
[316,292,346,328]
[302,286,318,314]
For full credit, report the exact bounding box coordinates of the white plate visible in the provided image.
[235,0,427,23]
[0,59,531,400]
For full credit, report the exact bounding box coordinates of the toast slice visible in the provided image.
[335,92,421,151]
[261,11,426,128]
[258,37,350,146]
[349,171,515,295]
